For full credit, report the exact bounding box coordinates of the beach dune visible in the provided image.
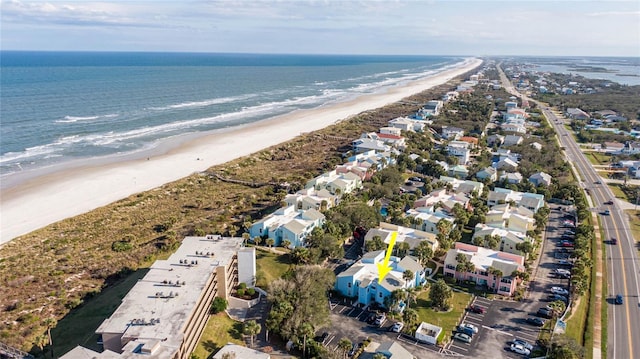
[0,58,482,245]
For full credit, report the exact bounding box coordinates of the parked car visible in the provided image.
[551,286,569,296]
[453,332,472,343]
[615,294,624,305]
[557,259,573,267]
[459,323,479,334]
[554,268,571,275]
[511,339,533,351]
[560,241,574,248]
[374,314,386,326]
[409,176,422,182]
[316,332,329,343]
[537,308,554,319]
[390,322,404,333]
[526,317,546,327]
[365,312,377,324]
[469,304,486,314]
[457,325,475,337]
[510,343,531,356]
[348,343,358,357]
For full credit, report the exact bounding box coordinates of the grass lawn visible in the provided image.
[51,268,149,356]
[255,248,292,289]
[565,283,589,347]
[585,152,611,166]
[191,313,244,359]
[412,289,472,343]
[625,210,640,252]
[608,183,629,201]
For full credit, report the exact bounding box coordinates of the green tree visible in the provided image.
[282,239,292,248]
[429,279,453,311]
[414,241,433,266]
[396,241,411,257]
[210,297,228,314]
[515,241,534,256]
[365,235,386,252]
[337,338,352,359]
[253,236,263,246]
[266,238,275,248]
[403,270,414,287]
[402,307,420,329]
[291,247,312,265]
[243,320,261,348]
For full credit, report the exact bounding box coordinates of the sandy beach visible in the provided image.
[0,58,482,245]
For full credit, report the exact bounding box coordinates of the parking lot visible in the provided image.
[321,203,574,358]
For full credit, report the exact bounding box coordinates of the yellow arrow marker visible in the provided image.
[376,231,397,284]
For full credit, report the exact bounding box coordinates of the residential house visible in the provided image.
[359,132,406,150]
[347,150,395,174]
[249,206,325,247]
[438,176,485,195]
[603,141,624,154]
[413,188,472,212]
[388,117,426,132]
[487,134,505,147]
[487,188,545,213]
[446,140,471,165]
[306,170,363,196]
[529,172,552,187]
[473,224,532,256]
[335,252,426,308]
[503,135,523,146]
[443,242,526,296]
[501,123,527,134]
[566,108,590,120]
[530,142,542,151]
[423,100,444,116]
[505,101,518,110]
[494,158,519,172]
[285,187,336,211]
[459,136,479,148]
[484,204,535,235]
[405,209,455,239]
[379,126,402,136]
[448,165,470,178]
[352,137,392,154]
[366,222,439,253]
[442,91,459,102]
[499,172,523,184]
[475,167,498,182]
[441,126,465,140]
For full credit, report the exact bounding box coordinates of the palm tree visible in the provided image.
[266,238,275,248]
[242,232,250,246]
[403,308,419,329]
[397,242,411,257]
[373,354,387,359]
[253,236,263,246]
[298,322,314,358]
[282,239,292,249]
[337,337,352,359]
[243,320,261,348]
[403,270,414,287]
[44,317,57,358]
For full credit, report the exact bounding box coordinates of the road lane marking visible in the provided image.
[481,325,514,337]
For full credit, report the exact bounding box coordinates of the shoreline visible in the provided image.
[0,57,482,244]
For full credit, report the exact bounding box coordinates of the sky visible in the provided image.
[1,0,639,56]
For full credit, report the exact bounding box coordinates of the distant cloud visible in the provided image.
[587,10,640,17]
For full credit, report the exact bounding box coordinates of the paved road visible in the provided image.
[498,65,640,359]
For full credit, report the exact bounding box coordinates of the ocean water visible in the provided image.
[0,51,462,179]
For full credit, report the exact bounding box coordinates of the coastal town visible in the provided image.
[0,57,630,359]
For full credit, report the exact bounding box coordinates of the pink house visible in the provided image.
[443,242,525,296]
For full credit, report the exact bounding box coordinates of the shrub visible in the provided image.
[210,297,228,314]
[238,282,247,290]
[111,240,133,252]
[237,288,246,297]
[246,288,256,296]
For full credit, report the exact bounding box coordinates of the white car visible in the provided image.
[551,286,569,296]
[390,322,404,333]
[510,343,531,356]
[459,323,479,334]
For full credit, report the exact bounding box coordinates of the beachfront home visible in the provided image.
[61,235,256,359]
[285,187,336,211]
[335,251,426,308]
[388,117,426,132]
[422,100,444,116]
[359,132,406,150]
[352,137,392,154]
[380,126,403,136]
[306,170,363,197]
[443,242,525,296]
[528,172,552,187]
[249,206,325,247]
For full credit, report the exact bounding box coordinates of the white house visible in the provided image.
[473,224,532,256]
[501,123,527,134]
[499,172,523,184]
[441,126,465,140]
[495,158,519,171]
[352,137,392,153]
[423,100,444,116]
[285,187,336,211]
[306,170,363,196]
[529,172,552,187]
[447,140,471,165]
[487,188,545,213]
[438,176,485,195]
[484,204,535,235]
[249,206,325,247]
[475,167,498,182]
[503,135,523,146]
[388,117,426,132]
[365,222,439,253]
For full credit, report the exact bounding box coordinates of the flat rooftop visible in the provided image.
[96,235,243,351]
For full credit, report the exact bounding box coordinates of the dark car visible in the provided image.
[611,238,618,245]
[615,294,623,305]
[526,317,546,327]
[315,332,329,343]
[548,294,568,303]
[469,304,486,314]
[604,200,614,205]
[537,308,554,319]
[365,312,377,324]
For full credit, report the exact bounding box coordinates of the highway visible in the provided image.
[497,65,640,358]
